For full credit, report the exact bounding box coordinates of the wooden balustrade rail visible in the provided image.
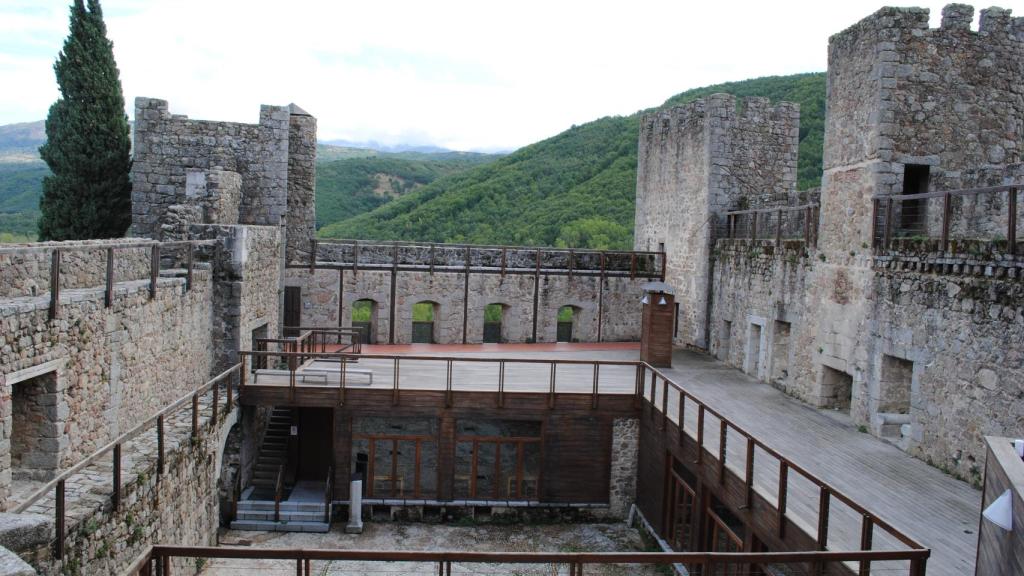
[641,363,928,569]
[724,203,820,248]
[13,363,241,563]
[872,184,1020,254]
[125,545,930,576]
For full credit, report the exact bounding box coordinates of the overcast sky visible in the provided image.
[1,0,1019,151]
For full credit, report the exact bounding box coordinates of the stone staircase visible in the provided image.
[250,407,293,494]
[230,408,331,532]
[230,496,329,532]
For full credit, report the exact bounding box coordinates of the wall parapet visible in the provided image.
[311,240,666,278]
[873,238,1024,279]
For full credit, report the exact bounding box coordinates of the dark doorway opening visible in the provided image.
[556,306,578,343]
[899,164,930,235]
[821,365,854,412]
[296,407,333,482]
[284,286,301,337]
[11,371,61,482]
[252,323,269,370]
[483,303,506,343]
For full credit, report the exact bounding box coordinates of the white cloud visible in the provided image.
[1,0,1019,150]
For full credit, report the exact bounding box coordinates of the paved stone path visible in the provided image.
[14,383,233,532]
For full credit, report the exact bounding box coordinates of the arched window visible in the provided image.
[351,299,378,344]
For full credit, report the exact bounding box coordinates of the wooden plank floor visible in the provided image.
[252,343,980,575]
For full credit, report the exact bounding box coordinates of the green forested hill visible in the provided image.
[316,153,497,228]
[318,72,827,248]
[0,141,496,241]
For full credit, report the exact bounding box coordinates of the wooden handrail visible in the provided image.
[871,183,1019,202]
[274,464,285,523]
[324,466,334,523]
[315,238,663,257]
[13,363,240,514]
[0,238,218,256]
[128,545,929,575]
[725,203,819,217]
[641,363,927,552]
[871,183,1020,254]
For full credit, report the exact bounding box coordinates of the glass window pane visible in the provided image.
[418,441,437,499]
[475,442,496,498]
[454,441,474,499]
[499,442,517,499]
[372,439,394,497]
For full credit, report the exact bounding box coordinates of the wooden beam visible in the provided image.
[462,246,470,344]
[48,249,61,320]
[149,245,160,300]
[389,244,397,344]
[105,247,115,307]
[532,250,541,342]
[597,252,605,343]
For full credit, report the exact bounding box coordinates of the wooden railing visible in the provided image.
[273,464,285,523]
[872,184,1020,254]
[238,350,640,408]
[323,466,334,524]
[255,328,362,371]
[0,239,218,319]
[12,363,241,563]
[232,352,930,572]
[724,203,820,248]
[307,238,667,280]
[639,363,929,576]
[125,546,931,576]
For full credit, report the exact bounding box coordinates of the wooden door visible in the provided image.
[284,286,301,337]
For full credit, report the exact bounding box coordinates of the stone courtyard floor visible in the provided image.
[203,522,662,575]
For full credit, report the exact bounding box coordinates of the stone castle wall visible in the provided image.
[634,94,800,348]
[0,241,154,299]
[0,269,215,504]
[284,266,647,344]
[693,4,1024,482]
[708,240,815,398]
[19,398,238,576]
[190,225,283,369]
[130,98,315,262]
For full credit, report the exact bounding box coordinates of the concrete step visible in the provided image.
[237,500,325,513]
[229,520,329,533]
[236,510,327,522]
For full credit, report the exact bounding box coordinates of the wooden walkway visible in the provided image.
[301,344,979,576]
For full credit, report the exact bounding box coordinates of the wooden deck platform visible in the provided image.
[244,343,980,575]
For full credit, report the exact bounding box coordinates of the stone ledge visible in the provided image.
[0,513,51,553]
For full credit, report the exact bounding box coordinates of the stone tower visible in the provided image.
[634,94,800,348]
[130,98,318,262]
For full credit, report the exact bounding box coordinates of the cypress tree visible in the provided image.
[38,0,132,241]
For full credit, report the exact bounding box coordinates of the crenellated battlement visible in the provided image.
[831,3,1023,46]
[641,94,800,144]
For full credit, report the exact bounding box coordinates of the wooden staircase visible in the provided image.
[250,407,293,495]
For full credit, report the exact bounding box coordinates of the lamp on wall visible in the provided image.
[640,294,649,305]
[983,489,1013,531]
[658,296,667,306]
